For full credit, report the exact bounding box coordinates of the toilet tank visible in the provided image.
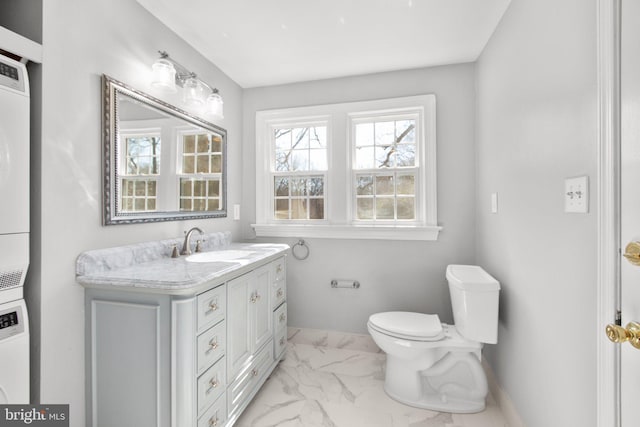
[446,265,500,344]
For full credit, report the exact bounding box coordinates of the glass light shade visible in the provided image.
[150,58,177,93]
[182,76,205,108]
[206,91,224,118]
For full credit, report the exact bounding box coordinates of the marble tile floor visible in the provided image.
[236,332,509,427]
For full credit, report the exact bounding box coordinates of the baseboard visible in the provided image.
[483,360,527,427]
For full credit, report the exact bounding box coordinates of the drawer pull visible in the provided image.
[276,289,284,298]
[206,377,219,393]
[208,416,219,427]
[251,368,259,377]
[276,264,283,273]
[280,337,285,346]
[279,313,286,323]
[206,338,219,353]
[250,292,261,303]
[207,301,218,313]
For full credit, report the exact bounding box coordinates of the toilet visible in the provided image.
[367,264,500,413]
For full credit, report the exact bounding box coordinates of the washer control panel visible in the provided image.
[0,304,25,339]
[0,55,26,94]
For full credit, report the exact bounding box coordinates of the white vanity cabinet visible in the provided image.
[82,252,287,427]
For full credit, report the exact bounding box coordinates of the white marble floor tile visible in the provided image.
[235,343,508,427]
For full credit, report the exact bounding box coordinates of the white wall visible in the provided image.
[475,0,597,426]
[40,0,242,423]
[242,64,477,334]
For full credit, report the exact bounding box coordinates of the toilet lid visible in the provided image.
[369,312,444,341]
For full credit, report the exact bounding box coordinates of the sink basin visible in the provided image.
[185,250,254,263]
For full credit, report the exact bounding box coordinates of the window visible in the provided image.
[119,130,161,212]
[178,130,224,212]
[254,95,439,240]
[272,124,328,220]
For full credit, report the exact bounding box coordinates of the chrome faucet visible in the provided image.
[181,227,204,255]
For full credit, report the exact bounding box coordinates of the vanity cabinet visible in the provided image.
[83,254,287,427]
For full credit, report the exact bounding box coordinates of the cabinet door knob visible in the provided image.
[279,313,286,323]
[277,289,284,298]
[251,368,259,377]
[208,301,218,312]
[207,339,219,353]
[208,416,219,427]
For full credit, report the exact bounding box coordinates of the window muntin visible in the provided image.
[270,123,328,221]
[178,130,223,212]
[119,131,161,212]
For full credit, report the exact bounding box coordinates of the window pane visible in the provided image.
[207,200,220,211]
[135,180,146,196]
[309,199,324,219]
[357,198,374,219]
[134,198,146,211]
[293,128,309,149]
[376,145,393,168]
[397,175,415,195]
[376,175,394,195]
[147,181,157,196]
[183,135,195,153]
[197,155,209,173]
[212,136,222,153]
[180,199,192,210]
[397,197,415,219]
[183,155,195,174]
[291,179,307,197]
[375,121,394,145]
[376,198,394,219]
[275,178,289,196]
[210,155,222,173]
[291,199,307,219]
[396,120,415,143]
[275,151,290,172]
[355,146,374,169]
[208,180,220,197]
[396,144,415,167]
[275,199,289,219]
[308,177,324,196]
[181,180,192,197]
[291,150,309,171]
[147,199,156,210]
[193,180,205,197]
[355,123,374,147]
[310,127,326,149]
[196,136,209,153]
[309,149,327,170]
[356,175,373,195]
[275,129,291,150]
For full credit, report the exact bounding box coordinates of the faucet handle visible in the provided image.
[171,244,180,258]
[195,240,203,253]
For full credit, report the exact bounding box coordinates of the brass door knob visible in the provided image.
[623,242,640,266]
[606,321,640,349]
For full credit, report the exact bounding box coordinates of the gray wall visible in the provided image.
[39,0,242,423]
[242,64,477,334]
[0,0,42,44]
[475,0,597,426]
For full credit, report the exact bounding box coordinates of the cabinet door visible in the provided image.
[251,264,273,352]
[227,273,252,378]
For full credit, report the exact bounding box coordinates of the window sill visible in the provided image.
[251,223,442,241]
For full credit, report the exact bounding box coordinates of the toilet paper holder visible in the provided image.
[331,279,360,289]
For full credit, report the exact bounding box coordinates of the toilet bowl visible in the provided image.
[368,265,500,413]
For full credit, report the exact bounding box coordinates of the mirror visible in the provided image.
[102,75,227,225]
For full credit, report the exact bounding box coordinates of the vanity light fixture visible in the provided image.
[150,50,224,118]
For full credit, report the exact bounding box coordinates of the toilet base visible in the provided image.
[383,351,488,414]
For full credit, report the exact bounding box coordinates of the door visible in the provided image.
[619,1,640,423]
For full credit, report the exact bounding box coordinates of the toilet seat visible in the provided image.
[368,312,444,342]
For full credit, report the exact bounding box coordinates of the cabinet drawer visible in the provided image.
[197,285,226,331]
[273,303,287,334]
[197,357,226,417]
[272,257,285,282]
[271,281,286,309]
[274,328,287,359]
[197,393,226,427]
[197,321,226,375]
[228,342,273,417]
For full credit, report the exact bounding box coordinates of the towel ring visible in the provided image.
[292,239,310,260]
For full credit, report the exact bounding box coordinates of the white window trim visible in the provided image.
[253,95,441,241]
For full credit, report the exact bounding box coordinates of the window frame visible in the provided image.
[254,95,440,241]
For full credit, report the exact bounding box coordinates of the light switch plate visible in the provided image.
[564,176,589,213]
[491,193,498,214]
[233,204,240,220]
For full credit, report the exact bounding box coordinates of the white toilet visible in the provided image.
[367,264,500,413]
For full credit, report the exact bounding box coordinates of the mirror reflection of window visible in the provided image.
[179,132,223,212]
[120,132,161,212]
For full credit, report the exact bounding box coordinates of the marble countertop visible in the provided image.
[76,232,289,295]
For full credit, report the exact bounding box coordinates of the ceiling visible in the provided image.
[137,0,511,89]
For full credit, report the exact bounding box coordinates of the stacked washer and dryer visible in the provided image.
[0,52,30,404]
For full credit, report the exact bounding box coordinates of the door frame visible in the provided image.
[597,0,621,426]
